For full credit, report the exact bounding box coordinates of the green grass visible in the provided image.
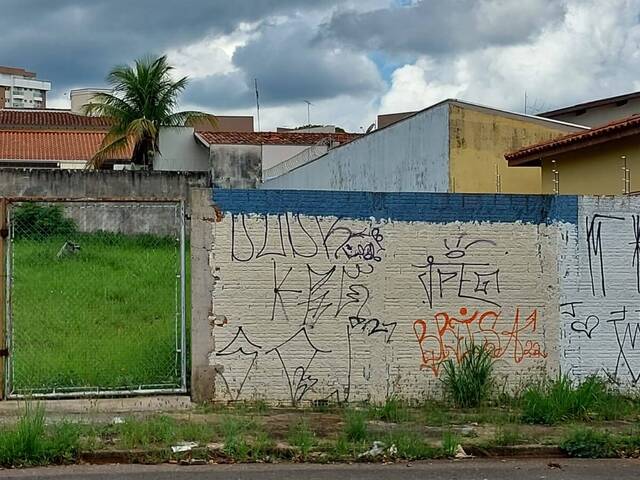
[11,232,182,393]
[343,409,368,442]
[118,415,213,449]
[0,403,81,467]
[441,343,495,408]
[371,397,411,423]
[521,375,634,425]
[559,427,620,458]
[288,419,316,459]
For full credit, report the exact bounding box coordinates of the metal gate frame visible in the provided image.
[0,196,188,399]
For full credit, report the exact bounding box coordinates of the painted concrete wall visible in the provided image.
[448,104,580,194]
[540,136,640,195]
[261,102,450,192]
[0,168,208,200]
[559,196,640,385]
[210,145,261,189]
[154,127,210,172]
[262,145,318,171]
[544,97,640,128]
[193,189,581,404]
[190,189,640,403]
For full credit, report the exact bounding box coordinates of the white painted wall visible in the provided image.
[262,145,313,171]
[154,127,210,172]
[210,213,557,404]
[546,98,640,127]
[261,102,450,192]
[560,196,640,386]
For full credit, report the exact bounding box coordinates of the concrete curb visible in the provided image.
[77,444,568,465]
[0,396,193,416]
[463,445,566,458]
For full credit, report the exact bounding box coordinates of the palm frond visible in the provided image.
[87,133,132,169]
[165,111,217,128]
[89,55,216,169]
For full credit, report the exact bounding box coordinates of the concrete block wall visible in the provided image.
[190,189,640,403]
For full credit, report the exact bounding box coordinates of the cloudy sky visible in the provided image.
[2,0,640,131]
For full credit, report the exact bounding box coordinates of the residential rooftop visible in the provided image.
[195,131,361,146]
[0,109,112,130]
[506,114,640,166]
[0,130,130,162]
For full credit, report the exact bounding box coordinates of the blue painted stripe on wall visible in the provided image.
[212,189,578,224]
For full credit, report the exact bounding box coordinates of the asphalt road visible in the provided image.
[0,459,638,479]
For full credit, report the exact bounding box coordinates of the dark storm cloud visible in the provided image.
[320,0,567,56]
[184,21,384,109]
[0,0,336,91]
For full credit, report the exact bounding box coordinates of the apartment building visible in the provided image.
[0,66,51,109]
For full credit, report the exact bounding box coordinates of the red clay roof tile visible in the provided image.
[196,131,361,146]
[0,109,112,130]
[0,130,130,162]
[506,114,640,164]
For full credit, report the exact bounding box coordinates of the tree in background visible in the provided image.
[85,55,215,169]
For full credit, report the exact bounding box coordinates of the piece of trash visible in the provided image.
[206,442,224,452]
[358,441,386,458]
[388,444,398,456]
[454,445,473,459]
[57,241,80,258]
[112,417,124,425]
[171,441,199,453]
[548,462,562,469]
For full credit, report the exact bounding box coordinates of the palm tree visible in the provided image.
[85,55,215,169]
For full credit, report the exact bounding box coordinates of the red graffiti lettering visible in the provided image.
[413,307,547,376]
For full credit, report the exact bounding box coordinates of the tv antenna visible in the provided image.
[304,100,313,126]
[254,78,261,131]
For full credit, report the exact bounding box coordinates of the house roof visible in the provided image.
[506,114,640,165]
[0,130,130,162]
[195,131,361,146]
[0,109,112,130]
[541,91,640,118]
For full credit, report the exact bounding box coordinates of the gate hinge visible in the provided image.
[0,227,7,239]
[0,349,9,358]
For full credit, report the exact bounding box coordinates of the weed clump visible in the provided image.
[0,403,80,467]
[441,343,495,408]
[521,375,630,424]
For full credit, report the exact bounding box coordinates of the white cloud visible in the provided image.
[183,93,379,132]
[165,23,259,79]
[379,0,640,116]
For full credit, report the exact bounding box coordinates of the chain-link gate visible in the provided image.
[3,199,187,398]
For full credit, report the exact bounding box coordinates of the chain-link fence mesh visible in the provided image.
[6,201,185,397]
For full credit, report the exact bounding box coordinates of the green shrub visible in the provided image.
[441,343,494,408]
[521,375,626,424]
[560,428,615,458]
[12,204,77,239]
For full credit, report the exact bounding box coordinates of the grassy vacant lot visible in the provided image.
[10,232,181,394]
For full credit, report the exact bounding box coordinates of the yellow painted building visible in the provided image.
[506,115,640,195]
[447,102,586,193]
